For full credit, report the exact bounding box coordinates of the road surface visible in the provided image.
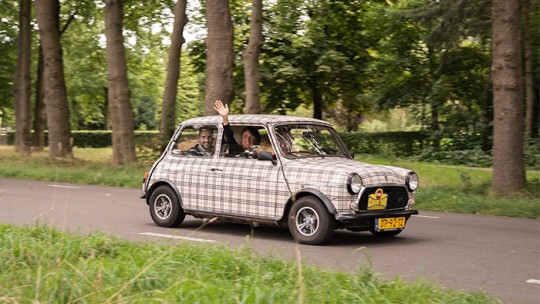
[0,178,538,303]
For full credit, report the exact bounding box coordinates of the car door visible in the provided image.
[204,126,290,221]
[167,124,218,211]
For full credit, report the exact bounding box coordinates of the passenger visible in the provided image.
[213,100,260,156]
[187,127,215,156]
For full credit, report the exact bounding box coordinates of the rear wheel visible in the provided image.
[149,186,185,227]
[288,196,334,245]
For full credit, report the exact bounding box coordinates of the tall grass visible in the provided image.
[0,224,499,303]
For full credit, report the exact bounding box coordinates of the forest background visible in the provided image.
[1,0,539,196]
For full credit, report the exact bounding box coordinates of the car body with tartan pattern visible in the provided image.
[141,115,419,245]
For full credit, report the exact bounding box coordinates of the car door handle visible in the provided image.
[210,168,223,172]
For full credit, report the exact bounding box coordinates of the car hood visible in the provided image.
[281,157,412,186]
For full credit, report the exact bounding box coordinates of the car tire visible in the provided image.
[288,196,334,245]
[149,186,186,227]
[369,229,403,237]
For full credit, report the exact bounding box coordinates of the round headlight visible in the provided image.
[406,172,419,191]
[347,173,363,194]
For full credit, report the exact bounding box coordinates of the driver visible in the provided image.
[187,127,215,156]
[214,100,260,157]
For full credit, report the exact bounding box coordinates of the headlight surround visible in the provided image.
[347,173,363,194]
[406,172,419,191]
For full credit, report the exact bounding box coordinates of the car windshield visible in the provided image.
[274,124,349,158]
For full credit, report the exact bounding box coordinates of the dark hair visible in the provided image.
[199,127,214,136]
[242,127,261,144]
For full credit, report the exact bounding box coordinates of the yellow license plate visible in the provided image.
[376,217,406,231]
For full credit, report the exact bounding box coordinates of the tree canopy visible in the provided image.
[1,0,538,178]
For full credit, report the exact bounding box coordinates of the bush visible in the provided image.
[414,146,493,167]
[524,139,540,170]
[340,131,427,158]
[7,130,159,149]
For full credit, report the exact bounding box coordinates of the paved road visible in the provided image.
[0,178,538,303]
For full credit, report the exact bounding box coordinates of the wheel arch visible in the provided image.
[145,179,183,207]
[280,188,336,225]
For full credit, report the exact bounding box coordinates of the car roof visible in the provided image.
[180,115,333,128]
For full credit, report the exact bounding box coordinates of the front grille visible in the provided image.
[357,186,409,211]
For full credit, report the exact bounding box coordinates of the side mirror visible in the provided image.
[257,151,277,166]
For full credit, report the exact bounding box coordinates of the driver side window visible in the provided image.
[171,125,217,157]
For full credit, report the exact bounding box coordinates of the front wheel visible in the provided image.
[149,186,185,227]
[288,196,334,245]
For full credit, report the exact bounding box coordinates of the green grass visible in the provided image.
[0,224,499,303]
[0,147,148,188]
[1,146,538,218]
[357,155,540,219]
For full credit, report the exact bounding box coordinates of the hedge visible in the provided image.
[5,130,427,157]
[5,130,159,148]
[340,131,428,157]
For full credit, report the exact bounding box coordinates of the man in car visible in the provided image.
[187,127,215,156]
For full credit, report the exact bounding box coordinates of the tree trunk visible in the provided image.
[205,0,235,115]
[522,0,534,144]
[105,0,137,165]
[160,0,188,149]
[35,0,72,158]
[32,14,73,151]
[33,44,46,151]
[243,0,263,114]
[14,0,32,156]
[491,0,526,195]
[312,83,322,119]
[103,87,110,130]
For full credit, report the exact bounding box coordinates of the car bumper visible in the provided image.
[335,209,418,224]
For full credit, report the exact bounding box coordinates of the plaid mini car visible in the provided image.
[141,115,419,245]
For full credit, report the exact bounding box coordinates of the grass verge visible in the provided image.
[0,146,538,218]
[0,224,500,303]
[357,155,540,219]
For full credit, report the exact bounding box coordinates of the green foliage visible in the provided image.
[524,139,540,170]
[414,147,493,168]
[260,0,376,121]
[365,0,493,150]
[2,0,538,177]
[340,131,427,158]
[7,130,159,150]
[176,52,205,122]
[0,224,500,303]
[0,0,18,121]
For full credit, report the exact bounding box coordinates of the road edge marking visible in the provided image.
[48,184,81,189]
[139,232,219,243]
[526,279,540,285]
[412,215,440,219]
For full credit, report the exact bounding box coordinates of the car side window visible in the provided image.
[171,125,217,157]
[219,126,275,158]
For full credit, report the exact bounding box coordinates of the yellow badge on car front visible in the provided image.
[368,188,388,210]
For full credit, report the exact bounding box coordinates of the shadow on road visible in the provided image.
[144,218,426,247]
